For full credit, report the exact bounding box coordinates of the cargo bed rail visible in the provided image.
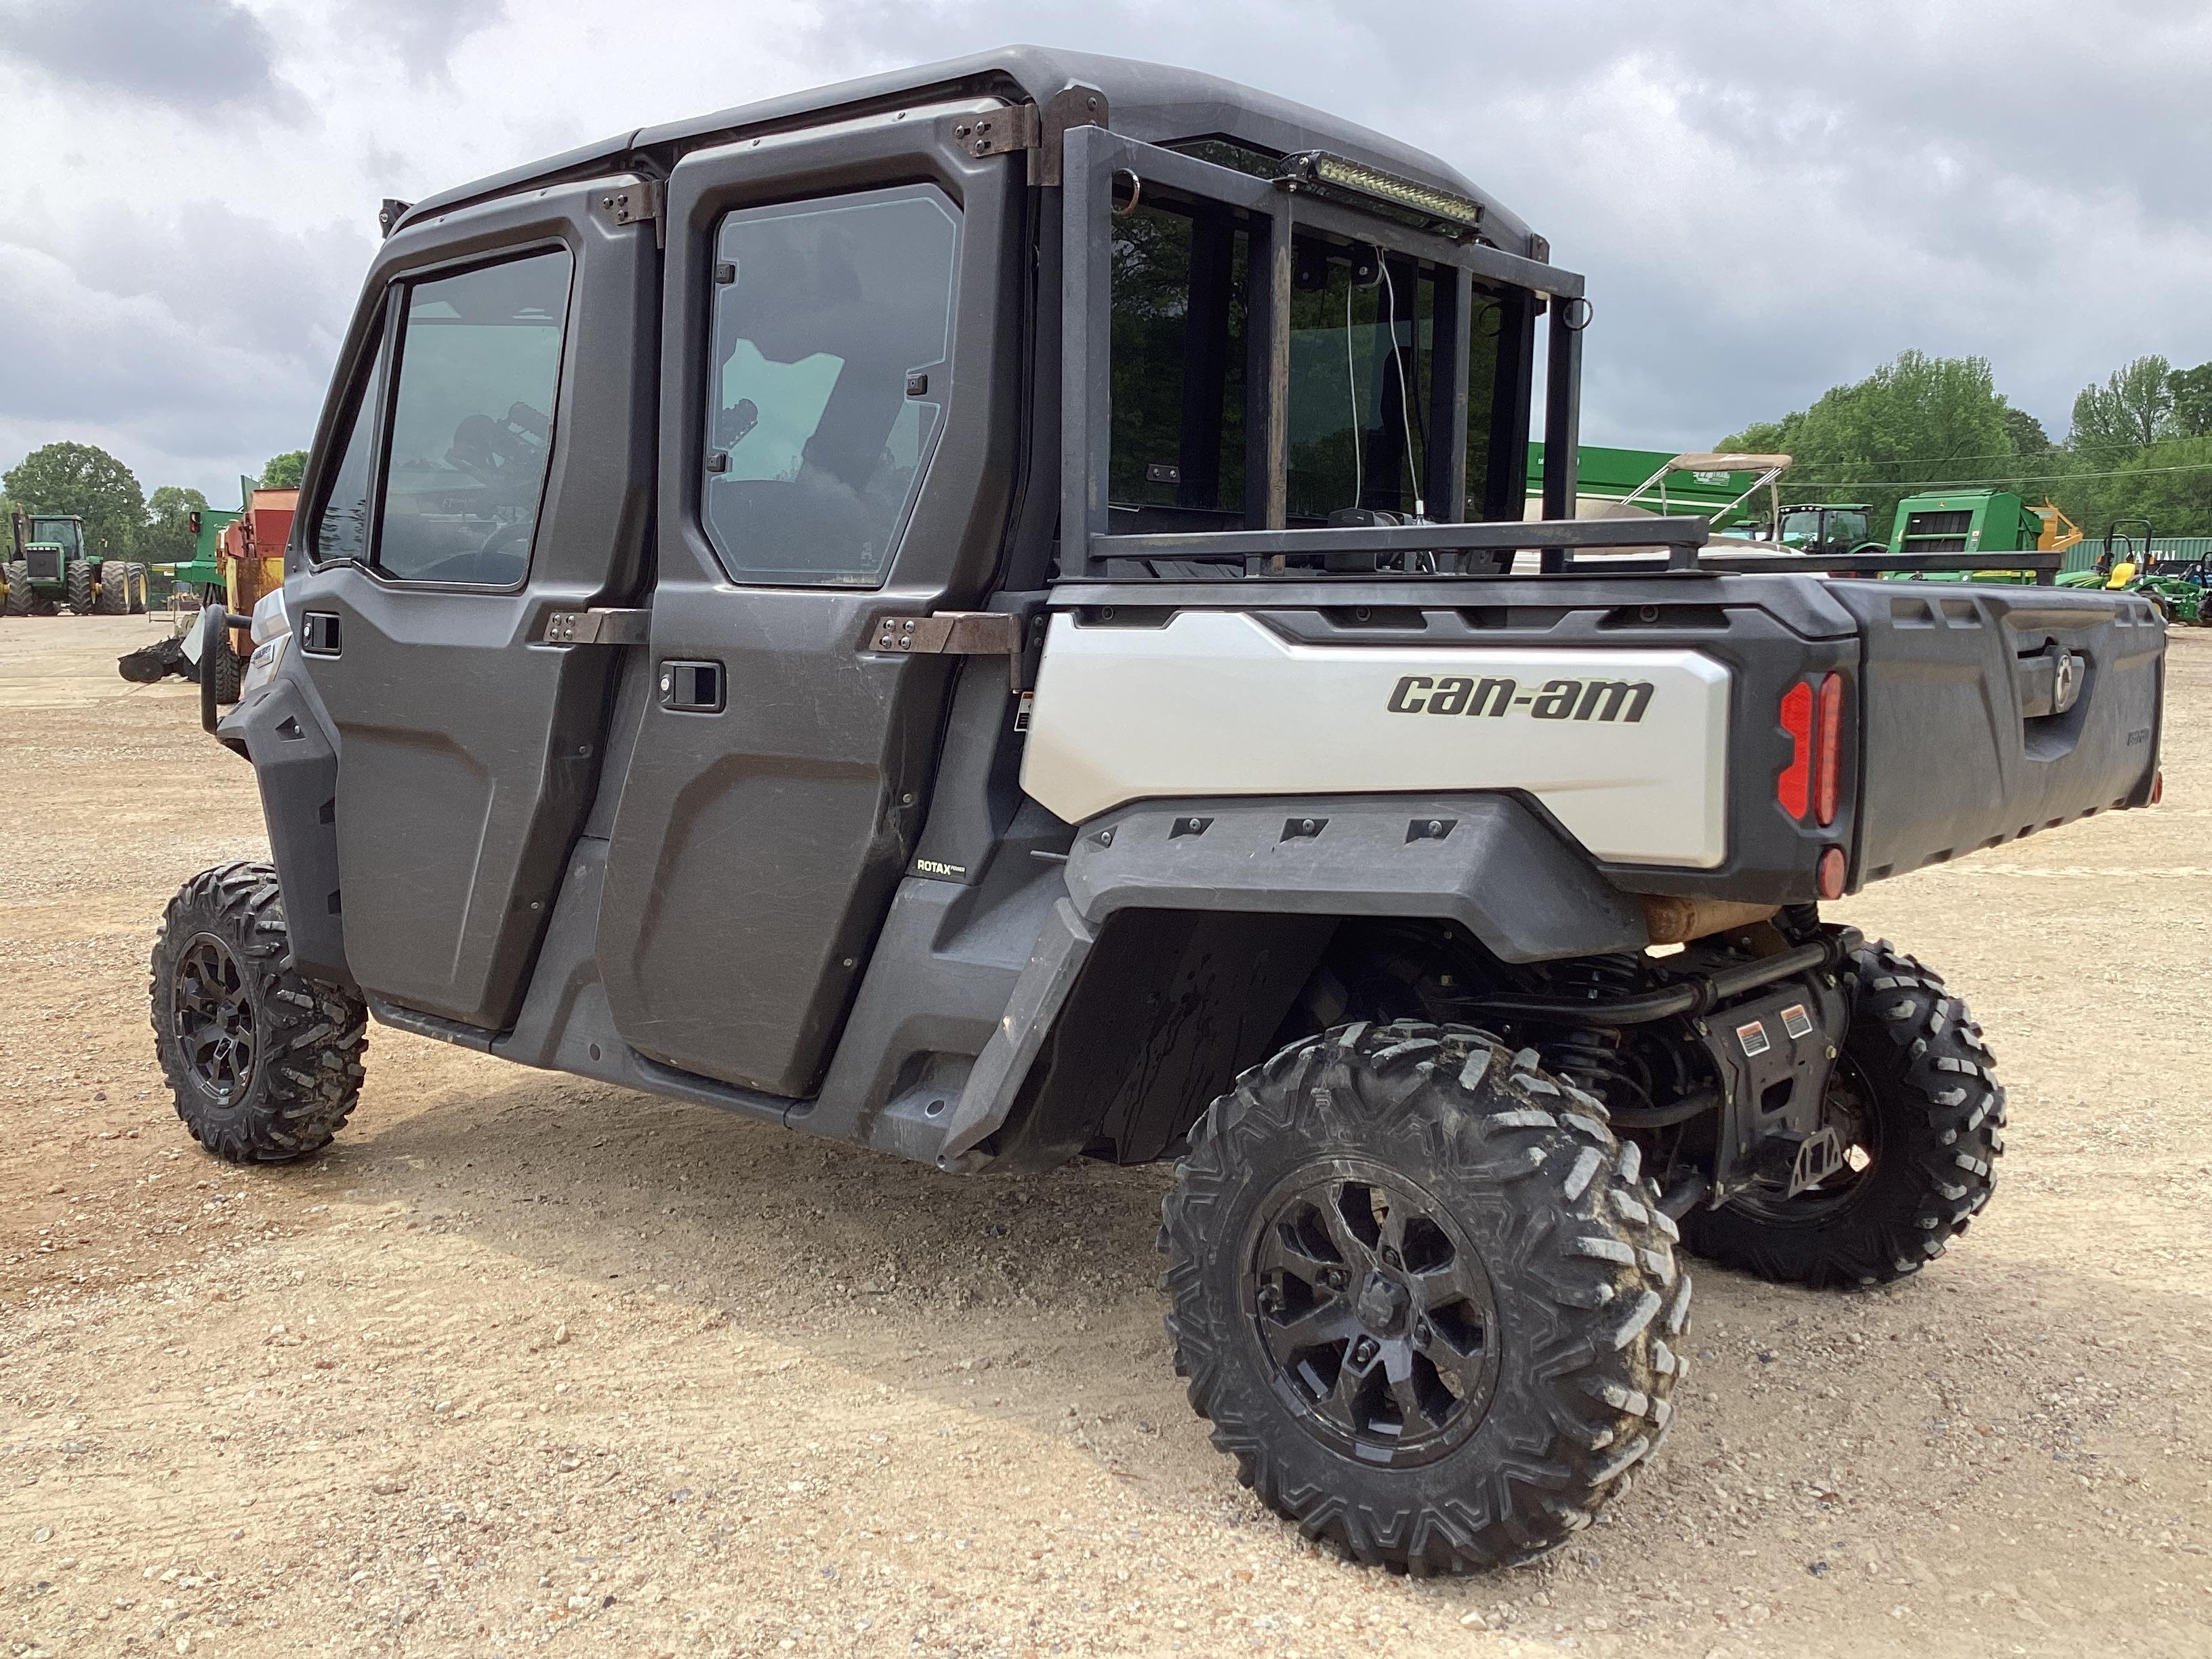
[1078,517,2066,583]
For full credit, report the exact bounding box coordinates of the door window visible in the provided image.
[375,249,573,585]
[702,186,960,586]
[310,323,384,566]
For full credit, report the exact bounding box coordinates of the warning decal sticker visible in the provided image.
[1779,1003,1816,1041]
[1736,1020,1771,1057]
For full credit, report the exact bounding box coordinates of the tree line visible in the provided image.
[1,442,306,574]
[1721,350,2212,541]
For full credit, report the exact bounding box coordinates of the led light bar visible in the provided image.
[1274,150,1486,236]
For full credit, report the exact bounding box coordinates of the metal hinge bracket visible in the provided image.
[537,608,651,647]
[592,179,664,242]
[1034,84,1107,187]
[869,611,1029,691]
[955,104,1040,161]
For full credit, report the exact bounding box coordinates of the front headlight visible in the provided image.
[249,586,291,645]
[240,634,289,699]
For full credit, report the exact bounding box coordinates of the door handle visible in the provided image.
[659,660,724,714]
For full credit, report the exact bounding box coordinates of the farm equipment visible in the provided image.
[2060,520,2211,623]
[149,47,2166,1574]
[150,483,297,700]
[5,507,146,616]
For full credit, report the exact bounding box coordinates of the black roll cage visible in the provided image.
[1052,127,2061,586]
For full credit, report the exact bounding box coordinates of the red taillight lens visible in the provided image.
[1776,681,1812,818]
[2151,769,2165,806]
[1814,672,1844,827]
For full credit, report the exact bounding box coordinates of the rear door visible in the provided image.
[287,180,659,1031]
[596,106,1025,1097]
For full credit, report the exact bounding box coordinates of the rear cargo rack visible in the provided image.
[1073,517,2067,583]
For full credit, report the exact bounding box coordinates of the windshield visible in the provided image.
[28,517,81,553]
[1779,508,1866,547]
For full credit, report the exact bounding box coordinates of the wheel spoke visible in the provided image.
[1255,1212,1343,1288]
[1385,1345,1443,1438]
[1260,1297,1359,1358]
[1318,1185,1379,1271]
[1412,1254,1488,1309]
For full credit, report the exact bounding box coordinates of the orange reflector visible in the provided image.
[1814,673,1844,827]
[2151,769,2164,806]
[1776,681,1812,819]
[1816,846,1847,900]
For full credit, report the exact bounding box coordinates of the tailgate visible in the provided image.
[1826,581,2164,882]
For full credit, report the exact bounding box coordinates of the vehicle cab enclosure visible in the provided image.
[225,46,2163,1183]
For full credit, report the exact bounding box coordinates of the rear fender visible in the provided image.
[932,793,1644,1168]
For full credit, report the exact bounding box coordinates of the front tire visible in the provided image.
[1681,943,2002,1287]
[150,861,368,1162]
[64,560,95,615]
[5,560,34,616]
[205,634,243,704]
[1162,1021,1688,1574]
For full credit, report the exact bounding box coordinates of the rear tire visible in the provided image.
[150,861,368,1163]
[1161,1020,1687,1574]
[128,564,150,613]
[64,560,95,615]
[1,561,28,616]
[95,562,130,613]
[1681,943,2001,1287]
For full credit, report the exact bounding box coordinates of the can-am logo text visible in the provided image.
[1385,674,1654,723]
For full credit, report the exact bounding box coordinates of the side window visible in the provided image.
[376,249,573,585]
[702,186,960,586]
[311,324,384,566]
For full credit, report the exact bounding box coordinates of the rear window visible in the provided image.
[1107,202,1517,532]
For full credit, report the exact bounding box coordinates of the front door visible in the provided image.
[290,181,659,1031]
[596,110,1025,1098]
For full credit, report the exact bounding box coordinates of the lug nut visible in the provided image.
[1353,1338,1378,1366]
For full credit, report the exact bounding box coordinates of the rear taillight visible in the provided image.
[1814,672,1844,827]
[1776,682,1812,818]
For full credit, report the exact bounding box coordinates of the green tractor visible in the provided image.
[4,507,147,617]
[1776,501,1876,556]
[2059,520,2210,623]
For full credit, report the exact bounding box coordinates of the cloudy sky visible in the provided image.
[3,0,2208,506]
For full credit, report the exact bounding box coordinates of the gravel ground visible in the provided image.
[3,613,2210,1659]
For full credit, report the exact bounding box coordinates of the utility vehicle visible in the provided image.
[149,48,2165,1574]
[5,508,146,616]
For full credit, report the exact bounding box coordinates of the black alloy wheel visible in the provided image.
[1246,1166,1501,1468]
[170,933,258,1102]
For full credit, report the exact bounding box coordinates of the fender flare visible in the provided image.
[932,792,1645,1166]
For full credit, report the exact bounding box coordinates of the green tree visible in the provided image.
[2167,362,2212,440]
[1720,350,2023,531]
[2003,406,2052,458]
[260,450,308,489]
[1,441,146,558]
[2069,354,2173,453]
[140,484,209,568]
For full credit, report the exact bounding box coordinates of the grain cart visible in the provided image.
[148,48,2165,1574]
[5,508,146,615]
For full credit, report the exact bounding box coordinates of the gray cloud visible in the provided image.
[0,0,300,119]
[3,0,2207,502]
[340,0,508,78]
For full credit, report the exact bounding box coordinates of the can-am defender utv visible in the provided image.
[150,48,2165,1574]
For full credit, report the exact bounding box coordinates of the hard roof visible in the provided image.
[401,45,1532,249]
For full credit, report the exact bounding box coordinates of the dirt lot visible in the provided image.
[2,612,2209,1659]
